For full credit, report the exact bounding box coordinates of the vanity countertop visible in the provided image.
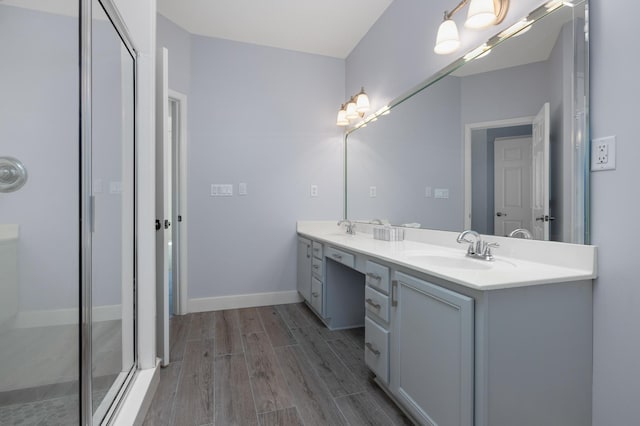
[297,221,597,291]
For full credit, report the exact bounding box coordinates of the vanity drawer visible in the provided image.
[312,241,323,259]
[312,257,323,279]
[365,260,390,294]
[310,276,323,315]
[325,246,355,268]
[365,286,389,323]
[365,316,389,384]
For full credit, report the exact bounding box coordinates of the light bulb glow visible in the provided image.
[336,108,349,126]
[345,101,358,120]
[434,19,460,55]
[356,91,370,113]
[465,0,497,29]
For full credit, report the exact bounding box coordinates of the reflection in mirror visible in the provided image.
[346,0,589,244]
[91,0,136,422]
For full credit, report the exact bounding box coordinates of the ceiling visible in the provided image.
[157,0,394,59]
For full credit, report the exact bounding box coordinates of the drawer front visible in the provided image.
[310,276,323,315]
[312,257,323,279]
[365,286,389,323]
[365,260,390,294]
[312,241,323,259]
[325,246,355,268]
[365,316,389,384]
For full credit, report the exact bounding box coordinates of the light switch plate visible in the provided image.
[591,136,616,171]
[211,184,233,196]
[238,182,247,195]
[434,188,449,199]
[369,186,377,197]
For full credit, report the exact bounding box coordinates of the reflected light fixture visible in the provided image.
[434,0,510,55]
[336,88,371,127]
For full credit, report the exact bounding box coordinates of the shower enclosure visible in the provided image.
[0,0,137,424]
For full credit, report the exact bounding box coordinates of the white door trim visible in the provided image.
[463,116,535,230]
[168,89,188,315]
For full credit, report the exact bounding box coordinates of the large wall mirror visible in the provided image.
[346,0,589,244]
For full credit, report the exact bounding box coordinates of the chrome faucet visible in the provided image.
[456,229,499,261]
[337,219,356,235]
[509,228,533,239]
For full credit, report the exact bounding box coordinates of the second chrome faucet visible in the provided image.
[456,230,499,261]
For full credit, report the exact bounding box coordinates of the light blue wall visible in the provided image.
[347,0,640,423]
[156,14,191,95]
[590,0,640,423]
[187,36,345,299]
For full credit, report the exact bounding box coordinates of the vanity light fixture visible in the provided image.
[336,87,371,127]
[434,0,510,55]
[336,104,349,126]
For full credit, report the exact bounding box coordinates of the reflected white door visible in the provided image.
[155,47,170,366]
[532,103,551,240]
[494,136,533,236]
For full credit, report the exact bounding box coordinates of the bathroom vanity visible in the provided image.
[297,221,597,426]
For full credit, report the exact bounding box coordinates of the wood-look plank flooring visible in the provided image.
[143,303,413,426]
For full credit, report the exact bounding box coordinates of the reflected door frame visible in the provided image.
[463,116,535,231]
[168,89,188,317]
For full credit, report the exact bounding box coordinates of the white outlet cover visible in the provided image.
[425,186,432,198]
[310,185,318,197]
[369,186,377,197]
[238,182,247,195]
[591,136,616,171]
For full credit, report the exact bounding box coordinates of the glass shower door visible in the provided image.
[0,2,80,424]
[89,0,136,422]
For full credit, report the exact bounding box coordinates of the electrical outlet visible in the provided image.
[369,186,377,197]
[310,185,318,197]
[238,182,247,195]
[591,136,616,171]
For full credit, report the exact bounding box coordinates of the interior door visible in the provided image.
[494,136,533,236]
[155,47,170,366]
[532,103,551,240]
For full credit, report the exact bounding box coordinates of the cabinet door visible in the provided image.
[310,276,323,314]
[391,272,474,426]
[296,237,312,301]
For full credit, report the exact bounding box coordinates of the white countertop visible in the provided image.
[297,221,597,291]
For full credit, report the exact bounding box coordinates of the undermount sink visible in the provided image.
[404,253,516,270]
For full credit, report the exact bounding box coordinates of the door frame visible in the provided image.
[168,89,188,316]
[463,116,534,230]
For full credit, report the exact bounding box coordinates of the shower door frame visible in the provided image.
[80,0,139,424]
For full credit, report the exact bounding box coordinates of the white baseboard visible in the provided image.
[14,304,122,328]
[188,290,302,313]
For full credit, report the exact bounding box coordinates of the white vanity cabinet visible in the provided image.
[390,272,474,426]
[296,237,312,302]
